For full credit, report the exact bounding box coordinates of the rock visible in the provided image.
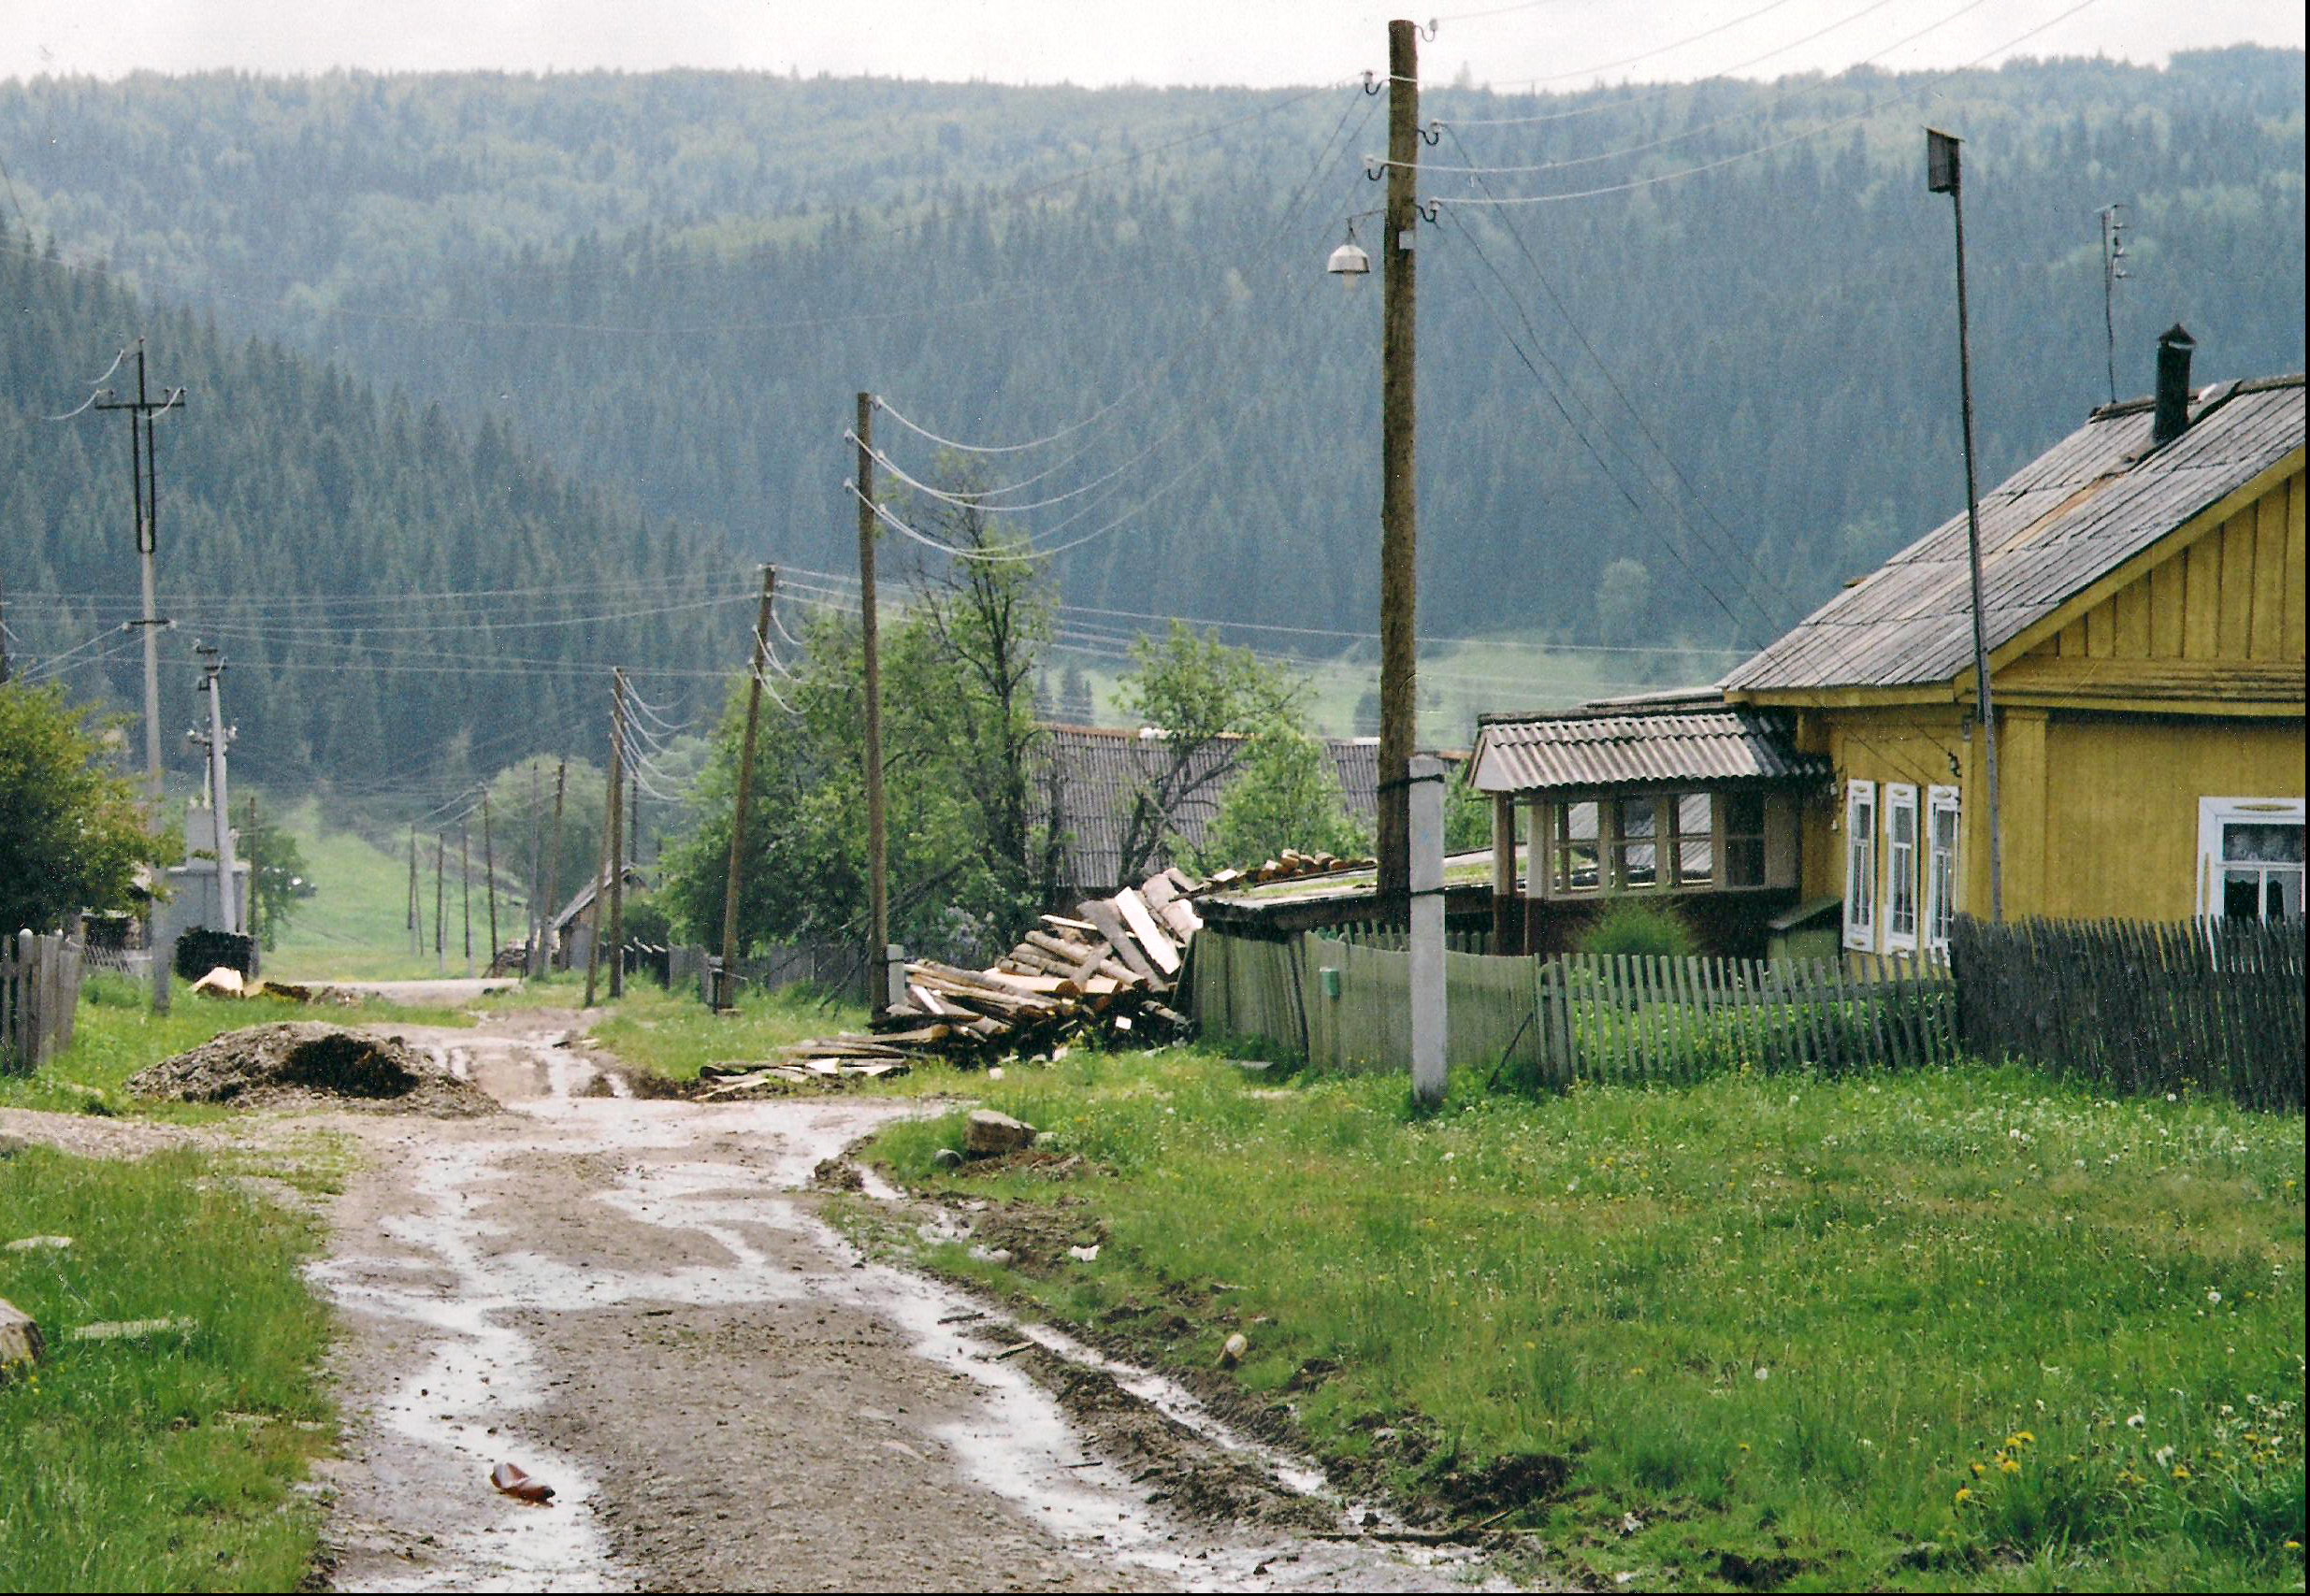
[0,1133,31,1158]
[1,1299,45,1378]
[963,1109,1036,1158]
[192,966,247,998]
[5,1236,72,1253]
[931,1147,965,1171]
[1066,1244,1101,1262]
[1220,1331,1249,1368]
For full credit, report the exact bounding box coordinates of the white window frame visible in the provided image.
[1923,784,1961,961]
[1883,784,1919,954]
[2196,797,2305,920]
[1842,779,1878,952]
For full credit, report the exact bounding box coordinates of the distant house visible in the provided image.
[1034,726,1380,900]
[1475,332,2303,956]
[549,863,652,969]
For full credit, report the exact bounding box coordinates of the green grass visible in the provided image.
[585,978,869,1082]
[263,797,541,983]
[0,973,477,1118]
[0,1145,337,1591]
[857,1052,2307,1591]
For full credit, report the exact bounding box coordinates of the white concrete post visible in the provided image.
[1408,755,1448,1106]
[884,942,909,1014]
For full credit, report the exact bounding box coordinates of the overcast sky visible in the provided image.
[1,0,2301,88]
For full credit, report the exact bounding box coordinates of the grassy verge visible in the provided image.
[585,978,868,1083]
[0,974,477,1119]
[856,1051,2307,1591]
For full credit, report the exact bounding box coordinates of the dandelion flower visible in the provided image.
[2000,1457,2022,1474]
[1954,1487,1974,1505]
[2171,1465,2191,1481]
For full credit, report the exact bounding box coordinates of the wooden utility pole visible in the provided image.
[542,759,567,971]
[408,826,419,956]
[460,820,473,977]
[482,792,499,972]
[1375,17,1422,899]
[582,802,610,1008]
[606,669,627,999]
[719,566,778,1007]
[244,796,260,946]
[434,833,445,973]
[856,393,891,1016]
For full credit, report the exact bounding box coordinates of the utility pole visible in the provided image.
[2098,202,2129,408]
[408,827,419,956]
[244,795,260,949]
[1,564,10,685]
[434,833,446,972]
[719,566,777,1009]
[483,790,499,972]
[194,645,241,936]
[543,759,566,973]
[1375,18,1422,899]
[856,393,891,1016]
[1928,128,2003,923]
[582,768,612,1009]
[92,343,184,815]
[606,669,627,999]
[526,762,542,964]
[460,818,473,978]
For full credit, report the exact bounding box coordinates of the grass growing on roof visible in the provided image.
[0,1143,336,1590]
[585,977,868,1082]
[857,1050,2307,1590]
[0,973,476,1118]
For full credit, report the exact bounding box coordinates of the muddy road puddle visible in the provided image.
[311,1021,1510,1592]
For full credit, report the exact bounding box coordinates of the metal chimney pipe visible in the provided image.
[2151,323,2196,446]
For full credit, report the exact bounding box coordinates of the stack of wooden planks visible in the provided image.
[1197,849,1375,894]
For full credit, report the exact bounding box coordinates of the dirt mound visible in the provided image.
[127,1024,500,1116]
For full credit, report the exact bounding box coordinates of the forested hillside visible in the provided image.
[0,219,739,796]
[2,48,2303,740]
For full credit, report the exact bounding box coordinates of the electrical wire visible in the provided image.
[1431,0,2107,208]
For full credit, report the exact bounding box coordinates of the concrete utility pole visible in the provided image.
[1927,128,2003,922]
[1408,754,1448,1107]
[719,565,778,1009]
[1375,18,1422,899]
[856,393,891,1017]
[195,646,240,936]
[606,669,628,999]
[92,342,184,817]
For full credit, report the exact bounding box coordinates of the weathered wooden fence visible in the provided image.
[1950,915,2305,1109]
[1188,930,1952,1083]
[1327,921,1498,955]
[671,941,872,1008]
[2,931,84,1074]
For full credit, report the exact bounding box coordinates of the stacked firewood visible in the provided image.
[1196,848,1375,893]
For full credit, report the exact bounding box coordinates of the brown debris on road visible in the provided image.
[125,1022,500,1116]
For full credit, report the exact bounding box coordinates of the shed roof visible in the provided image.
[1723,375,2305,694]
[1468,701,1826,794]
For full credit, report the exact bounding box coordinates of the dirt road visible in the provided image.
[308,1013,1504,1592]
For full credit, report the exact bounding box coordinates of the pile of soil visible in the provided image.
[127,1024,500,1117]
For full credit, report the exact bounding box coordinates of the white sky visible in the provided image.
[0,0,2300,88]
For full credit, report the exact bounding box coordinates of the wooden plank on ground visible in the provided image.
[1115,889,1182,975]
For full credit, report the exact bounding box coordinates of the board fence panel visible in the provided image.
[2,930,84,1075]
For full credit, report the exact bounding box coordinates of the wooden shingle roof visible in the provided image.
[1724,375,2305,694]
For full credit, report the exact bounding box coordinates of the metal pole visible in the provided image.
[1931,130,2004,923]
[719,566,777,1008]
[1376,18,1421,899]
[856,393,891,1016]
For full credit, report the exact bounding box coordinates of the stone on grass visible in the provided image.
[0,1299,43,1378]
[1220,1331,1249,1368]
[5,1236,72,1253]
[69,1316,197,1343]
[931,1147,964,1171]
[963,1109,1036,1159]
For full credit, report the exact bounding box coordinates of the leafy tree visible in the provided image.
[0,683,166,932]
[1445,770,1494,854]
[241,812,310,951]
[484,755,607,919]
[1114,622,1300,883]
[1193,726,1369,873]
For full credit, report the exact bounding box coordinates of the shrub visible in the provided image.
[1574,899,1698,960]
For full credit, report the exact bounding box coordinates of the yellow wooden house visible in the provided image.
[1721,330,2303,951]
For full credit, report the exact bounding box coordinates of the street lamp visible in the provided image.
[1326,223,1370,290]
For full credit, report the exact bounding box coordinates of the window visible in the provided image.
[2198,798,2304,921]
[1552,800,1600,893]
[1673,793,1712,886]
[1613,796,1658,888]
[1721,790,1767,887]
[1884,784,1919,953]
[1924,785,1960,959]
[1842,780,1877,951]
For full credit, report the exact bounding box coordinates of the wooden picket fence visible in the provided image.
[2,930,84,1074]
[1949,914,2305,1109]
[1329,920,1497,956]
[1544,949,1955,1083]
